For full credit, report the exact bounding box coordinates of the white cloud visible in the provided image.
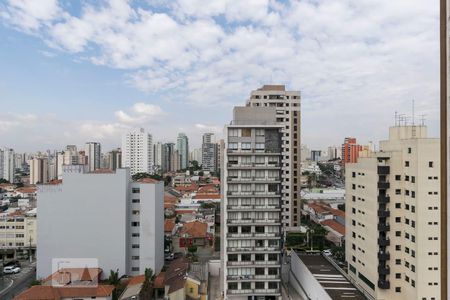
[0,0,440,149]
[115,102,166,125]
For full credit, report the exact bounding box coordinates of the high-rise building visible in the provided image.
[0,147,15,183]
[63,145,80,165]
[163,143,175,172]
[342,137,363,165]
[221,105,283,300]
[107,148,122,171]
[246,85,301,229]
[171,149,181,172]
[310,150,321,162]
[122,128,154,175]
[202,133,218,172]
[346,125,440,299]
[440,1,449,297]
[29,156,49,184]
[153,142,164,172]
[37,167,164,279]
[85,142,101,172]
[189,148,202,164]
[176,133,189,170]
[327,146,341,160]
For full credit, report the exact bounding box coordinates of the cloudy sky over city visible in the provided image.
[0,0,439,152]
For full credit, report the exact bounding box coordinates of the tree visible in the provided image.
[139,268,154,300]
[132,173,162,181]
[0,179,10,184]
[108,269,122,300]
[188,245,198,255]
[198,171,204,176]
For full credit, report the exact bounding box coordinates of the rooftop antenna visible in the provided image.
[412,99,415,126]
[394,111,398,126]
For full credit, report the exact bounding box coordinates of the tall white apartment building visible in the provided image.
[345,125,440,300]
[29,156,49,184]
[37,168,164,279]
[63,145,81,165]
[122,128,154,176]
[153,142,164,171]
[189,148,202,164]
[177,133,189,170]
[246,85,301,229]
[221,106,283,300]
[85,142,101,172]
[0,147,15,183]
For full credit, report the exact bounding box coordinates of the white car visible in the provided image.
[3,266,21,274]
[323,249,332,256]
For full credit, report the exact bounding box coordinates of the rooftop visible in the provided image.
[13,285,114,300]
[298,254,366,300]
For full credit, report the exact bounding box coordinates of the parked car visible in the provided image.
[165,253,174,261]
[322,249,332,256]
[3,266,21,274]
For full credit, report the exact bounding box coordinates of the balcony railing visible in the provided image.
[226,219,281,225]
[378,280,390,289]
[378,237,390,246]
[377,195,390,204]
[377,182,390,189]
[227,247,281,253]
[227,289,280,295]
[377,223,390,232]
[227,260,281,266]
[378,265,390,275]
[378,252,390,261]
[377,210,390,218]
[377,166,390,175]
[227,232,281,238]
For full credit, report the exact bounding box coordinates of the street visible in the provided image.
[0,262,36,300]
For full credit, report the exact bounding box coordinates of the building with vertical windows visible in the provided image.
[246,85,301,230]
[29,156,49,184]
[202,133,218,173]
[37,167,164,280]
[221,105,283,300]
[122,128,154,176]
[345,125,440,300]
[177,133,189,170]
[342,137,363,166]
[0,147,15,183]
[85,142,101,172]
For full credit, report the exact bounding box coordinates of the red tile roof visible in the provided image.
[91,168,114,174]
[138,178,160,184]
[43,268,102,285]
[175,183,198,192]
[13,285,114,300]
[178,221,208,238]
[165,219,176,232]
[197,184,218,194]
[308,203,330,214]
[154,272,165,289]
[128,274,145,285]
[321,220,345,235]
[194,194,220,200]
[175,209,196,214]
[15,187,37,194]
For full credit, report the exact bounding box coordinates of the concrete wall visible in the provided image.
[37,169,130,279]
[289,253,332,300]
[138,181,164,275]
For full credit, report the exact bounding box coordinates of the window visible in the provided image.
[132,188,140,193]
[228,143,238,150]
[395,287,401,293]
[229,129,239,137]
[131,222,140,227]
[241,128,251,137]
[241,142,251,150]
[132,244,140,249]
[405,161,410,167]
[408,147,411,153]
[241,282,251,289]
[255,129,264,136]
[429,161,434,168]
[255,143,265,150]
[395,175,401,180]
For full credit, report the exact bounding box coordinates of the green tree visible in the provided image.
[0,179,10,184]
[132,172,162,181]
[139,268,155,300]
[188,245,198,255]
[108,269,122,300]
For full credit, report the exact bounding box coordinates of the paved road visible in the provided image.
[0,262,36,300]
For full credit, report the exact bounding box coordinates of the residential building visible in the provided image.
[0,210,37,259]
[29,156,48,184]
[122,128,154,175]
[107,148,122,171]
[311,150,322,162]
[154,142,164,171]
[37,168,164,279]
[189,148,202,164]
[345,125,440,299]
[0,147,15,183]
[177,133,189,170]
[301,144,310,162]
[202,133,218,173]
[172,149,181,172]
[85,142,101,172]
[63,145,82,165]
[221,105,283,299]
[327,146,341,160]
[163,143,175,173]
[342,137,362,165]
[246,85,301,229]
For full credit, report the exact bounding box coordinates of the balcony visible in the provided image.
[378,280,390,289]
[377,195,390,204]
[377,166,390,175]
[377,210,390,218]
[377,223,390,232]
[227,261,254,266]
[378,265,390,275]
[226,232,281,239]
[377,182,390,189]
[227,289,281,296]
[378,252,390,261]
[227,247,281,253]
[378,237,390,246]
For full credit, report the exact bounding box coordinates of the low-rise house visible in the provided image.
[320,219,345,246]
[164,219,176,236]
[173,221,211,252]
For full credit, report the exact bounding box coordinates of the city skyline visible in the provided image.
[0,0,440,152]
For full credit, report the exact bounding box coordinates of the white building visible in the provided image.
[0,148,15,183]
[153,142,164,171]
[202,133,218,172]
[85,142,101,172]
[37,168,164,279]
[346,125,440,299]
[122,128,154,176]
[221,105,283,300]
[189,148,202,164]
[29,156,49,184]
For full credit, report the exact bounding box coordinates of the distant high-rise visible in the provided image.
[0,148,15,183]
[346,125,440,299]
[327,146,340,160]
[85,142,101,172]
[310,150,321,162]
[163,143,175,172]
[202,133,218,172]
[176,133,189,170]
[342,137,362,165]
[108,148,122,171]
[246,84,301,229]
[153,142,164,172]
[29,156,49,184]
[189,148,202,164]
[122,128,154,175]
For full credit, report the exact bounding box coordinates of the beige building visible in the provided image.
[0,212,37,259]
[246,85,301,230]
[345,125,440,300]
[29,156,48,184]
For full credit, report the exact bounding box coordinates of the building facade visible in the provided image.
[37,168,164,279]
[29,156,49,184]
[85,142,101,172]
[345,125,440,300]
[177,133,189,170]
[202,133,218,173]
[246,85,301,229]
[221,105,283,300]
[342,137,362,165]
[122,128,154,176]
[0,148,15,183]
[0,212,36,259]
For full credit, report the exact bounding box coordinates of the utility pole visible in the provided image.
[29,236,32,263]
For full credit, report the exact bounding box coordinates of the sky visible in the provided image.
[0,0,440,153]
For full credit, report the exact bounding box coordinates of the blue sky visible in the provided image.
[0,0,440,152]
